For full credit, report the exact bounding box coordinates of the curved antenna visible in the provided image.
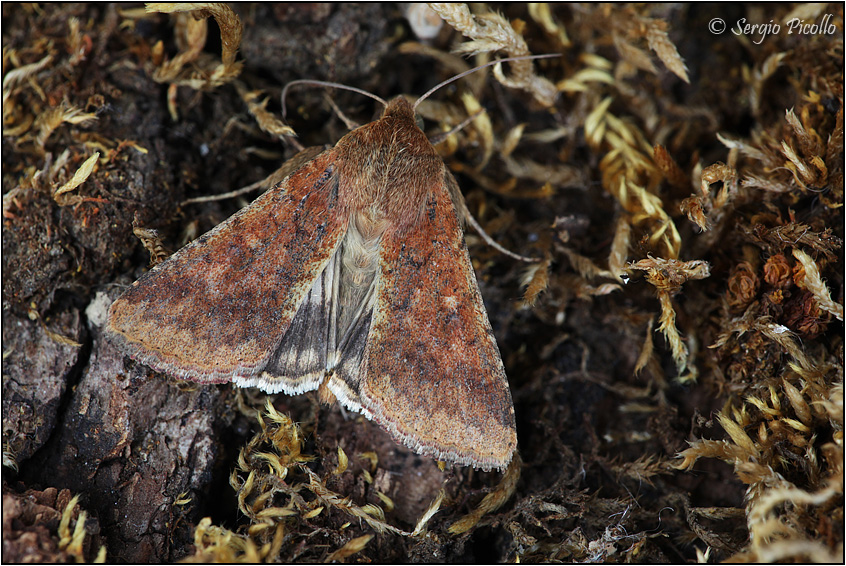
[413,53,559,111]
[281,80,388,120]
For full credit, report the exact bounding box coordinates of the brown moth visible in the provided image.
[107,81,521,471]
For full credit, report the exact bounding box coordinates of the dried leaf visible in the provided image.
[528,3,570,47]
[791,248,843,320]
[645,23,689,83]
[608,216,631,281]
[633,317,655,376]
[333,445,348,475]
[628,256,710,294]
[238,86,295,138]
[449,453,521,534]
[411,489,445,536]
[326,535,373,562]
[520,258,550,306]
[460,91,493,169]
[147,3,243,89]
[54,152,100,203]
[653,145,688,190]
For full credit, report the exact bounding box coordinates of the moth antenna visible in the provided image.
[413,53,559,112]
[281,80,388,120]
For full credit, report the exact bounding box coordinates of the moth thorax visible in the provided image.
[342,213,383,288]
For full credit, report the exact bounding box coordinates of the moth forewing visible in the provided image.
[106,150,348,385]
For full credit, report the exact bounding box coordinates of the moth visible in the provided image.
[107,70,528,472]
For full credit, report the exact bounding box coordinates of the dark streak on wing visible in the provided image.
[258,250,335,393]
